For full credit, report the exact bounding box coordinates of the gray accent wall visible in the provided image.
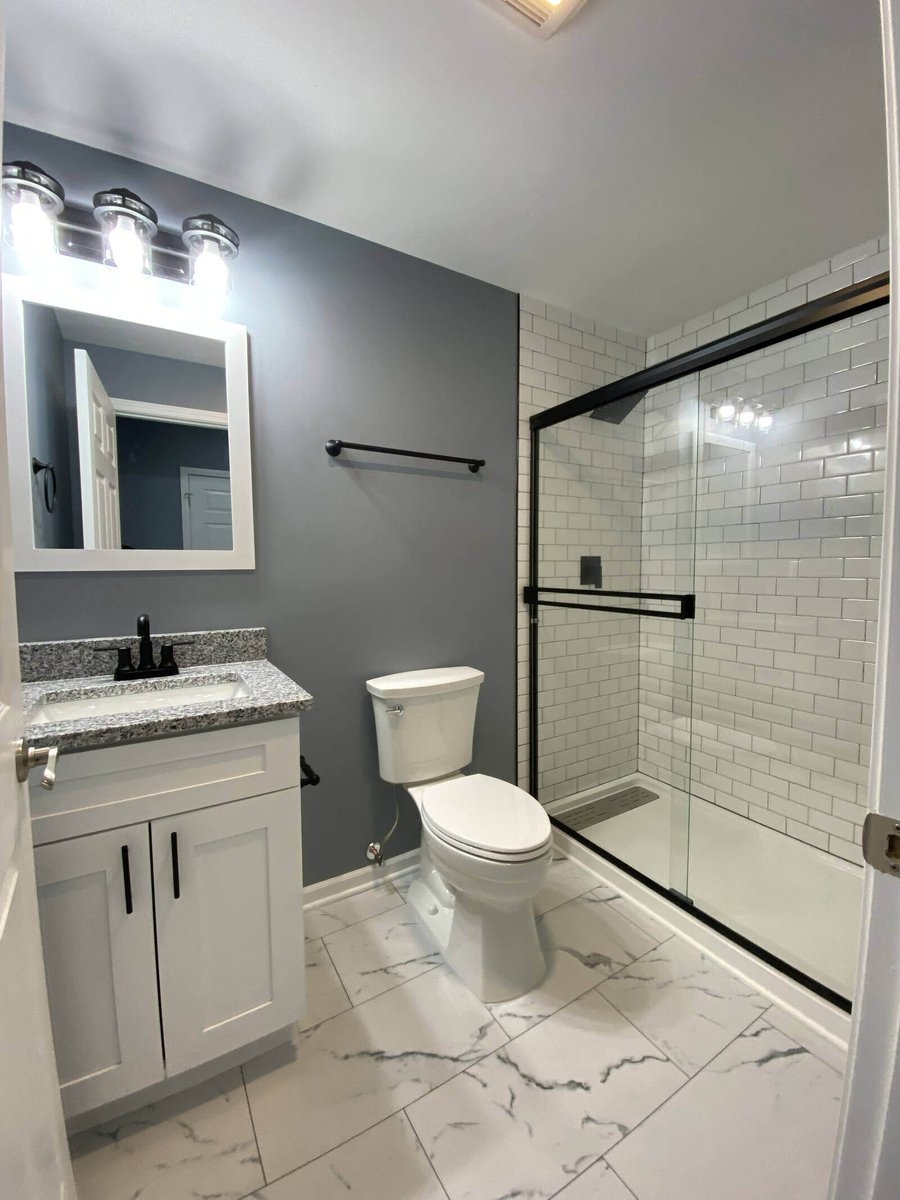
[23,303,77,549]
[6,124,519,885]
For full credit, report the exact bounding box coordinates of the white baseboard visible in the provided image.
[303,848,420,909]
[554,828,852,1051]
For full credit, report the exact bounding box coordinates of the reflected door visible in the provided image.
[74,348,121,549]
[181,467,233,550]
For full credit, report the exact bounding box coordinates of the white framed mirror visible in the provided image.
[2,274,254,571]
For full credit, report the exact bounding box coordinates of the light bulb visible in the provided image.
[757,410,774,432]
[107,213,146,275]
[191,239,230,303]
[9,189,56,271]
[738,405,757,428]
[717,400,736,422]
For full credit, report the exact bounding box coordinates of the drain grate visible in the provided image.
[563,785,660,830]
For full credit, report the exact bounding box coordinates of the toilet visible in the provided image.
[366,666,553,1002]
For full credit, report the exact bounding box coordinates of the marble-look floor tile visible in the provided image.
[69,1069,263,1200]
[243,964,506,1182]
[324,905,442,1004]
[553,1158,637,1199]
[487,888,661,1036]
[391,869,417,901]
[304,882,404,941]
[407,988,685,1200]
[598,938,770,1075]
[300,938,352,1031]
[601,892,674,946]
[244,1112,445,1199]
[764,1003,848,1075]
[534,853,602,916]
[607,1018,843,1200]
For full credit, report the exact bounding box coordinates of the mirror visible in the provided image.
[3,275,254,571]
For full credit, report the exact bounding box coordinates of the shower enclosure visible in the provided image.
[527,272,890,1008]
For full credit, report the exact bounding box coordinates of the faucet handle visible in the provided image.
[93,646,135,677]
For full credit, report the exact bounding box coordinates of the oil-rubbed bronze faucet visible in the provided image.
[95,614,190,681]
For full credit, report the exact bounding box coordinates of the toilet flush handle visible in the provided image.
[385,704,404,716]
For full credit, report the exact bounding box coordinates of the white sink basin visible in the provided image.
[28,679,250,724]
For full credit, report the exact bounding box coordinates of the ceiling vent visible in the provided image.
[479,0,589,39]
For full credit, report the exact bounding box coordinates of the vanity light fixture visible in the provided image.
[93,188,158,278]
[182,214,239,307]
[3,161,242,309]
[1,161,64,273]
[712,396,775,433]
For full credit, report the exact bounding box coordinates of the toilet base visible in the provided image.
[408,841,550,1003]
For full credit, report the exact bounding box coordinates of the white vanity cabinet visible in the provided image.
[30,719,304,1121]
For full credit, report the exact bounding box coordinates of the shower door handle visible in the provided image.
[862,813,900,876]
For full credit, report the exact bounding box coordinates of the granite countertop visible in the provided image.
[22,658,314,753]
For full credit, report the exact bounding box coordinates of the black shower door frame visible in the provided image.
[526,270,889,1011]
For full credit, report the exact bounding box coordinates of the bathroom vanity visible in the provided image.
[20,627,313,1125]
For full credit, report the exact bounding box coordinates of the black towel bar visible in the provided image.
[326,439,484,473]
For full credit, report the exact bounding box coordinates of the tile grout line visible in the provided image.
[320,934,357,1011]
[234,1110,412,1200]
[401,1107,452,1199]
[240,1065,267,1191]
[595,1002,780,1178]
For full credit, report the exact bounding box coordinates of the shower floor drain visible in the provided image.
[563,785,660,830]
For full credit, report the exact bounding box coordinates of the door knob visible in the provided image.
[14,739,60,789]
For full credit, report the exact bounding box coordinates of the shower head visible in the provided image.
[589,389,648,424]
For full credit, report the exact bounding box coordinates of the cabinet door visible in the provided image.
[34,825,165,1117]
[152,789,304,1075]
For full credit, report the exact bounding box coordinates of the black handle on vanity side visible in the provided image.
[121,845,133,915]
[171,831,181,900]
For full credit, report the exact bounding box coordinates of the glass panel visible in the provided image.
[535,374,700,893]
[687,302,888,1000]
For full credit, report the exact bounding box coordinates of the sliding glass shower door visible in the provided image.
[533,374,700,898]
[530,271,889,1006]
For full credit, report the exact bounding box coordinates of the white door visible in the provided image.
[75,348,121,549]
[0,64,75,1196]
[829,0,900,1194]
[152,790,304,1075]
[180,467,233,550]
[34,825,165,1118]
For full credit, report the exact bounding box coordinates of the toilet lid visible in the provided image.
[419,774,551,856]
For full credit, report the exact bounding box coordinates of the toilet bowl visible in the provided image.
[366,667,552,1002]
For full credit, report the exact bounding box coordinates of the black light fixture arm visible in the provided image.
[326,439,485,473]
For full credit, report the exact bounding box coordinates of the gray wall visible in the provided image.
[23,304,76,549]
[116,418,230,550]
[6,124,519,885]
[63,342,227,413]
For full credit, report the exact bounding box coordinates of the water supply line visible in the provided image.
[366,785,401,866]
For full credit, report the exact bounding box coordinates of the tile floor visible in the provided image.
[69,853,846,1200]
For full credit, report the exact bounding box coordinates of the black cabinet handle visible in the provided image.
[171,831,181,899]
[121,845,133,915]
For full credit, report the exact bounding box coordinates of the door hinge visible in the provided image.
[862,812,900,876]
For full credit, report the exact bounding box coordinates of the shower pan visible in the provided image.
[527,271,890,1008]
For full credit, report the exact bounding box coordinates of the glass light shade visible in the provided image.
[757,410,774,432]
[2,162,64,274]
[182,214,239,309]
[190,239,231,303]
[98,211,153,276]
[738,405,757,428]
[93,189,157,279]
[717,400,736,422]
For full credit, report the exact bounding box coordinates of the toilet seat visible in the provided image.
[415,773,551,861]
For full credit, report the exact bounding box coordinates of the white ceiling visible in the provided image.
[5,0,889,335]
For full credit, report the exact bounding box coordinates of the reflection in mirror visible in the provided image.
[22,301,231,551]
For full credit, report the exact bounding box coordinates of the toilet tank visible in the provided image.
[366,667,485,784]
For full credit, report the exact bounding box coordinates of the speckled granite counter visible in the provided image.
[20,626,313,752]
[22,659,314,753]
